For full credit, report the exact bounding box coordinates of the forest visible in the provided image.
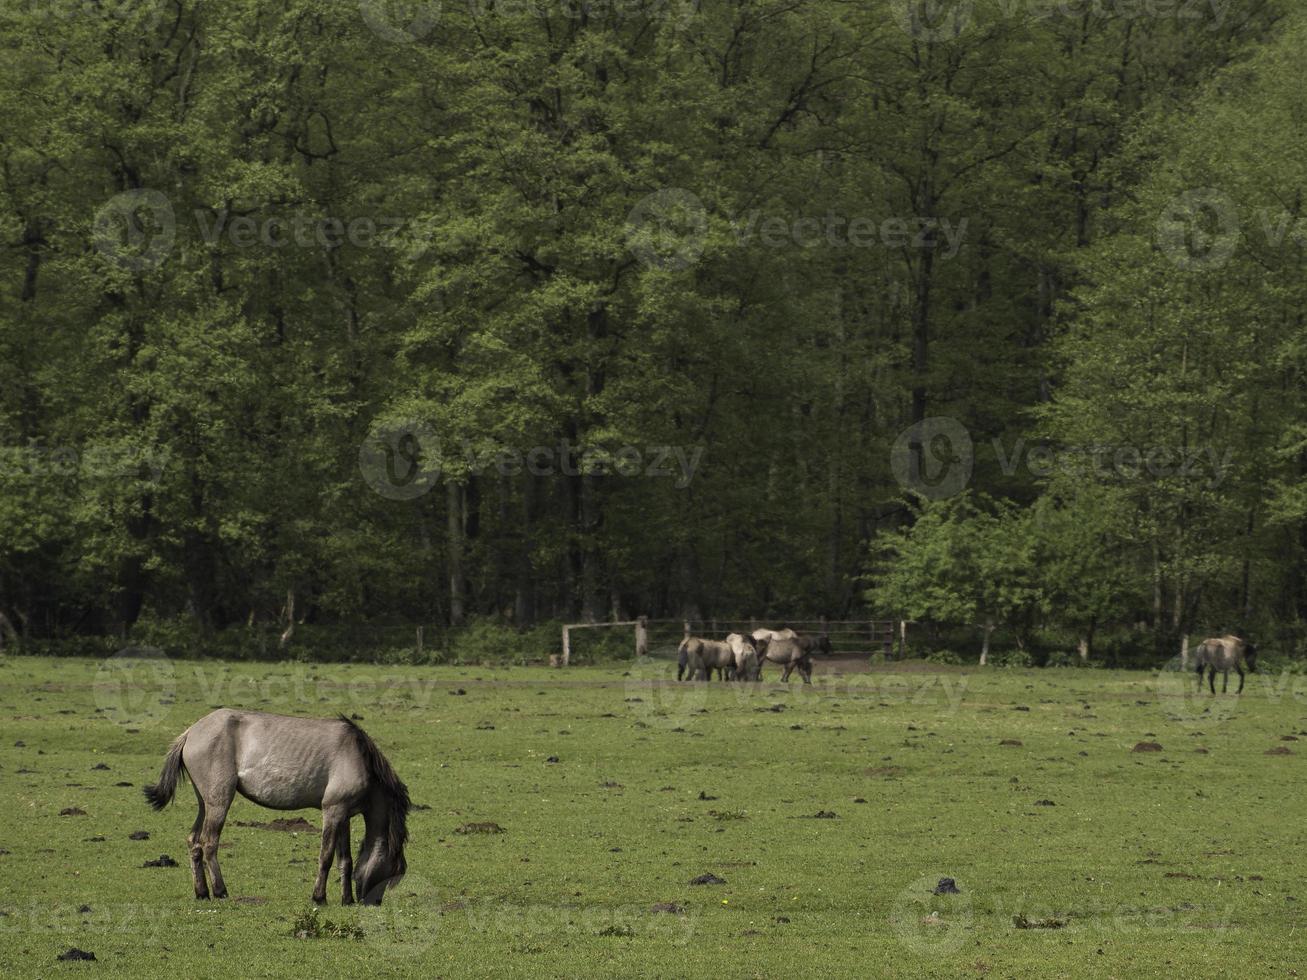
[1,0,1304,664]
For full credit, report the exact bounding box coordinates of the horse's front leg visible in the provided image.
[1236,665,1245,694]
[1208,667,1216,695]
[337,816,354,905]
[1222,669,1229,693]
[781,662,793,682]
[312,811,343,905]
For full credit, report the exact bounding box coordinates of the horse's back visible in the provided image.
[185,709,366,811]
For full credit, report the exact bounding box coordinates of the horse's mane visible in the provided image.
[340,716,411,865]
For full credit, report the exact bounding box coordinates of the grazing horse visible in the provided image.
[1192,635,1257,694]
[752,629,833,683]
[678,634,756,681]
[145,709,410,906]
[733,637,762,681]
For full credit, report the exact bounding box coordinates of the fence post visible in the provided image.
[683,619,691,639]
[416,625,424,660]
[898,619,907,660]
[635,616,648,659]
[1179,633,1188,669]
[561,625,570,667]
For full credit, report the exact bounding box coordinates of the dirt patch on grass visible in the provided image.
[455,822,506,834]
[235,817,316,832]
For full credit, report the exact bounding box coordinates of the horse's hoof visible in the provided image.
[213,890,228,900]
[312,895,327,906]
[195,894,210,901]
[341,896,355,906]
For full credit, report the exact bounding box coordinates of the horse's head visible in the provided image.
[354,834,407,906]
[1243,642,1258,672]
[817,634,833,656]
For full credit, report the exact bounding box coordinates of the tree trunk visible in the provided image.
[279,589,295,648]
[446,481,466,626]
[979,621,994,666]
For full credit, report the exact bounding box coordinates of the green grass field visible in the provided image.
[2,654,1305,978]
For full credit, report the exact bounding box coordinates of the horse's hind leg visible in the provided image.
[188,785,209,900]
[1208,667,1216,695]
[336,816,354,906]
[1222,669,1229,693]
[199,785,234,899]
[1236,665,1246,694]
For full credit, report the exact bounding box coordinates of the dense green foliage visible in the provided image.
[1,1,1303,660]
[3,656,1306,977]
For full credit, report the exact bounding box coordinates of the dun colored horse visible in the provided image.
[1192,635,1257,694]
[678,634,757,680]
[145,709,410,905]
[752,628,833,683]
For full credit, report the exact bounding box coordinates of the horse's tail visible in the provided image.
[144,732,188,810]
[342,718,411,870]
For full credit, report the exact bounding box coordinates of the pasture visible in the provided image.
[2,654,1306,978]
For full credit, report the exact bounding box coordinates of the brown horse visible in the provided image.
[145,709,410,905]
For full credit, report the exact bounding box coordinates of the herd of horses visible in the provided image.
[140,631,1257,908]
[676,627,833,684]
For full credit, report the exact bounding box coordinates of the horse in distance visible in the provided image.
[144,709,411,906]
[1192,635,1257,694]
